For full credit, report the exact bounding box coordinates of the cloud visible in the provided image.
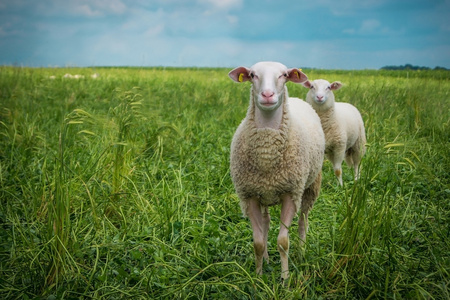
[316,0,387,15]
[360,19,381,33]
[26,0,128,17]
[342,28,356,35]
[69,0,127,16]
[0,21,20,37]
[227,15,238,25]
[145,24,165,37]
[117,4,238,40]
[0,0,448,69]
[198,0,242,11]
[343,19,402,36]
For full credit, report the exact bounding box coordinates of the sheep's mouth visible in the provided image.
[259,98,278,106]
[261,101,277,106]
[259,102,279,110]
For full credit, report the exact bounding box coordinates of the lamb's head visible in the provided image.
[303,79,342,108]
[229,62,308,111]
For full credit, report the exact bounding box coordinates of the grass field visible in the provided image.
[0,66,449,299]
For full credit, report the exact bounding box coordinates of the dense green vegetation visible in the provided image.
[0,66,449,299]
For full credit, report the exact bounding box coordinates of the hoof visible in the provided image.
[281,271,289,281]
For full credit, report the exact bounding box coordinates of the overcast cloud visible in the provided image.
[0,0,449,69]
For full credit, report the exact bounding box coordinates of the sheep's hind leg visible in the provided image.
[353,161,361,181]
[278,194,297,281]
[298,210,309,245]
[299,172,322,244]
[345,146,361,181]
[246,198,270,275]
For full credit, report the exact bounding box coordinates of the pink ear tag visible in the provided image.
[238,73,244,82]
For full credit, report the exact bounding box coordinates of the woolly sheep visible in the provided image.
[302,79,366,186]
[229,62,325,280]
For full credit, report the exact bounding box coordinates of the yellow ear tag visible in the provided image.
[294,71,299,79]
[238,73,244,82]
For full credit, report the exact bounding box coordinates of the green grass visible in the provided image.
[0,66,449,299]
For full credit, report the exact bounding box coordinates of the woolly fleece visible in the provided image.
[230,87,325,216]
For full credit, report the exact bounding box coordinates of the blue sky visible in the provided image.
[1,0,449,69]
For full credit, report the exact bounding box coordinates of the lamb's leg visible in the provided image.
[247,198,270,275]
[278,194,296,280]
[352,147,363,181]
[298,210,309,245]
[346,149,363,181]
[346,138,364,181]
[353,162,361,181]
[328,151,345,186]
[299,172,322,244]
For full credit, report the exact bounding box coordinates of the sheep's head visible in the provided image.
[229,62,308,111]
[302,79,342,106]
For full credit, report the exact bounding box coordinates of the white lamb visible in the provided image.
[229,62,325,280]
[302,79,366,186]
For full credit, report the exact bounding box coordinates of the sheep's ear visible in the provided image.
[286,68,308,84]
[330,81,343,90]
[229,67,251,83]
[301,80,312,89]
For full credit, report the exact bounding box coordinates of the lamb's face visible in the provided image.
[249,62,289,111]
[309,79,333,105]
[306,79,342,106]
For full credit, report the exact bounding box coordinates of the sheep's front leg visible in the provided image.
[247,198,270,275]
[327,150,345,186]
[261,206,270,263]
[278,194,296,280]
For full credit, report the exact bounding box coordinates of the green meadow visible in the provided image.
[0,66,449,299]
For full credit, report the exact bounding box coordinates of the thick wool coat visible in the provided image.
[230,89,325,216]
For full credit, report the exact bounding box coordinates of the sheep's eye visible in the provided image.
[250,73,255,79]
[310,86,315,89]
[283,73,287,77]
[327,86,331,90]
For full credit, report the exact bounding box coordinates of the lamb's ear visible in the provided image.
[301,80,312,89]
[229,67,251,83]
[330,81,343,90]
[286,68,308,84]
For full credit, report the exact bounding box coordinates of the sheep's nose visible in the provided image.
[316,95,324,101]
[261,91,274,99]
